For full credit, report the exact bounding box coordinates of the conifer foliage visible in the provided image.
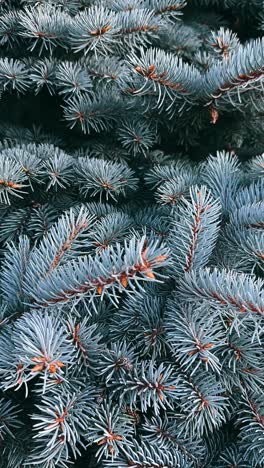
[0,0,263,467]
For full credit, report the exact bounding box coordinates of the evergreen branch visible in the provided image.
[232,179,264,209]
[145,159,196,188]
[200,151,242,212]
[155,176,197,205]
[28,388,97,465]
[26,204,59,240]
[133,295,167,358]
[56,60,92,97]
[95,341,135,383]
[66,316,104,375]
[1,236,31,312]
[0,398,22,439]
[178,268,264,316]
[75,157,138,201]
[169,185,221,275]
[63,92,125,134]
[0,58,29,93]
[18,4,70,54]
[211,443,250,468]
[9,310,74,394]
[134,205,171,241]
[165,301,225,374]
[0,208,30,243]
[24,236,169,308]
[113,361,179,415]
[179,374,229,437]
[102,439,187,467]
[1,146,44,188]
[207,27,240,60]
[230,202,264,229]
[222,226,264,273]
[142,414,204,464]
[86,402,134,461]
[86,55,127,87]
[106,0,144,11]
[41,147,74,191]
[116,117,158,156]
[88,212,134,253]
[148,0,187,18]
[246,153,264,180]
[116,8,161,49]
[221,332,263,379]
[27,205,95,282]
[0,11,21,47]
[30,58,57,95]
[69,5,118,56]
[238,393,264,466]
[127,47,200,107]
[203,38,264,108]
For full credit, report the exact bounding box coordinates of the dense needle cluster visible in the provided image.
[0,1,263,467]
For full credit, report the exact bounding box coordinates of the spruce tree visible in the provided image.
[0,1,263,467]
